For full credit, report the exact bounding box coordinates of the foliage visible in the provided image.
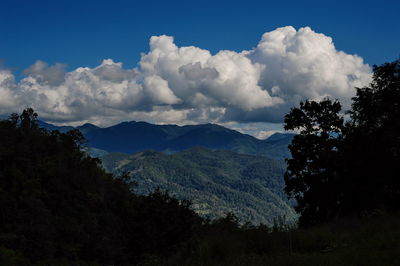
[284,59,400,227]
[342,59,400,212]
[284,99,345,226]
[0,109,201,265]
[100,147,296,225]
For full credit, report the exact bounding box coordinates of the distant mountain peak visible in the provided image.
[265,132,296,142]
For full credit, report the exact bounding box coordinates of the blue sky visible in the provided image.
[1,0,398,71]
[0,0,399,137]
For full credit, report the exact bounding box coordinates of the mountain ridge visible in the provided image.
[39,120,294,160]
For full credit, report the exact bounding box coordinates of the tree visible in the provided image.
[284,59,400,226]
[350,59,400,130]
[342,59,400,212]
[284,99,344,226]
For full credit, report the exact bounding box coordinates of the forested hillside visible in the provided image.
[0,110,202,265]
[101,148,296,225]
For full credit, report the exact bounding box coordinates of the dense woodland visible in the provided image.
[0,59,399,265]
[0,110,201,265]
[100,148,295,225]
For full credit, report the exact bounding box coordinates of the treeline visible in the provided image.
[0,109,201,265]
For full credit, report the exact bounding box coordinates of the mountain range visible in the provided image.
[38,120,294,160]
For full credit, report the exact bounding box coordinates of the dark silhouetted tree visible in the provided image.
[284,99,344,226]
[342,59,400,212]
[284,59,400,227]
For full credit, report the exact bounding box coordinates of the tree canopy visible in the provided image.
[0,109,201,265]
[284,59,400,227]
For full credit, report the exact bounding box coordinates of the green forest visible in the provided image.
[100,147,296,225]
[0,59,399,265]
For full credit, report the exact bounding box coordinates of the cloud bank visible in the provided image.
[0,26,371,126]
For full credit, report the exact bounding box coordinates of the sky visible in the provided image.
[0,0,399,138]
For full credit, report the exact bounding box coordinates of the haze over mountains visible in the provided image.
[39,120,296,224]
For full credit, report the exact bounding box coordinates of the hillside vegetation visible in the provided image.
[0,110,202,265]
[101,148,296,225]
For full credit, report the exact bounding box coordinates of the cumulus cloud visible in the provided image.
[0,69,18,113]
[0,26,372,127]
[143,75,181,105]
[23,60,67,86]
[250,26,370,106]
[139,35,281,112]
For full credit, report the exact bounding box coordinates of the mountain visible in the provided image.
[101,147,296,225]
[76,123,100,134]
[264,132,295,142]
[38,120,74,133]
[39,120,294,160]
[261,133,295,160]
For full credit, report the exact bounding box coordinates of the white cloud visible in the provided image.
[249,26,371,109]
[0,70,18,113]
[143,75,181,105]
[222,122,285,139]
[140,35,282,111]
[0,26,372,127]
[23,60,67,86]
[255,130,282,140]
